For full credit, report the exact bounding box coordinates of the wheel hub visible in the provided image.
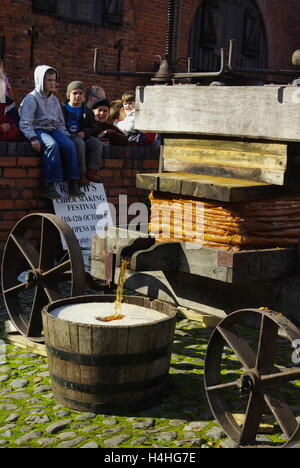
[239,370,260,395]
[25,269,42,287]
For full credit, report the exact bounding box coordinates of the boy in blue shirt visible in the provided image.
[62,81,103,184]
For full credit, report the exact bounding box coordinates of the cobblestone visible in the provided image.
[1,309,299,449]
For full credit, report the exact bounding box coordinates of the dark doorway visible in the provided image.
[189,0,267,83]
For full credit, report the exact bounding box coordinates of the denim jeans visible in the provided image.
[35,129,80,183]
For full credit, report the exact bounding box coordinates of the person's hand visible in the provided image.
[98,130,107,140]
[0,123,11,133]
[31,140,42,152]
[77,131,85,139]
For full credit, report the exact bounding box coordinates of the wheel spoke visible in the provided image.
[39,218,59,271]
[10,234,39,269]
[262,368,300,386]
[256,314,279,372]
[206,379,241,392]
[216,325,257,370]
[42,260,71,281]
[239,392,266,445]
[26,287,48,338]
[264,388,298,439]
[43,281,63,303]
[3,281,28,296]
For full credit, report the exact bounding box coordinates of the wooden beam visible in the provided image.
[136,172,294,202]
[110,234,297,283]
[162,138,291,185]
[163,139,288,170]
[135,85,300,142]
[6,333,47,357]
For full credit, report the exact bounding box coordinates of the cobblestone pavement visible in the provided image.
[0,295,299,449]
[0,291,236,450]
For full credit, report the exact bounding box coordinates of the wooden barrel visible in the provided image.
[42,295,177,414]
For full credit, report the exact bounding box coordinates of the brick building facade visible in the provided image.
[1,0,300,252]
[0,0,300,104]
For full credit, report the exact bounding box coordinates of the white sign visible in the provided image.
[53,182,114,250]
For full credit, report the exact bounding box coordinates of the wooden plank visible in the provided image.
[180,245,297,282]
[163,159,287,185]
[136,172,293,202]
[6,333,47,357]
[215,248,297,282]
[135,85,300,142]
[131,242,181,271]
[5,320,18,333]
[163,139,288,170]
[125,239,297,283]
[90,236,106,280]
[177,306,222,326]
[134,173,158,191]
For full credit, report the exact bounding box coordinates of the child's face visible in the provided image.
[69,88,85,107]
[44,72,57,94]
[123,100,135,112]
[93,105,109,123]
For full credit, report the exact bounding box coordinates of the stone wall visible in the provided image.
[0,141,160,254]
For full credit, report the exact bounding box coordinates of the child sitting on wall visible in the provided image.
[19,65,84,199]
[115,90,157,145]
[92,98,128,146]
[61,81,103,184]
[108,99,125,125]
[0,70,22,141]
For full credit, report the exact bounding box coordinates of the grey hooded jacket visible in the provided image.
[19,65,68,141]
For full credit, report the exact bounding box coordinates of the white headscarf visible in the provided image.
[0,72,6,104]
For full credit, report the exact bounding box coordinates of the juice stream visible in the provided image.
[97,258,130,322]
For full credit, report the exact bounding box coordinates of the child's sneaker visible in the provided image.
[68,180,85,198]
[43,183,62,200]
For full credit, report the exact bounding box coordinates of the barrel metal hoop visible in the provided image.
[46,342,172,366]
[50,371,169,394]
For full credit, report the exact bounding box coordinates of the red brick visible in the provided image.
[104,159,124,168]
[28,168,43,178]
[18,179,42,188]
[100,169,114,178]
[22,189,36,199]
[0,231,10,241]
[3,210,28,220]
[17,157,42,167]
[0,178,16,188]
[14,199,38,209]
[0,200,14,209]
[142,160,160,169]
[0,157,17,166]
[3,168,27,178]
[0,220,17,231]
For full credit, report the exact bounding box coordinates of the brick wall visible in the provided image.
[1,0,300,106]
[0,141,160,255]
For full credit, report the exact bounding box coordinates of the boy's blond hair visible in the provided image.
[121,90,135,103]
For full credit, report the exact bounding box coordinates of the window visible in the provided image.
[32,0,123,26]
[189,0,267,78]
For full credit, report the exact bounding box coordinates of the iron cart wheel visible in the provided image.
[1,213,86,342]
[204,308,300,448]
